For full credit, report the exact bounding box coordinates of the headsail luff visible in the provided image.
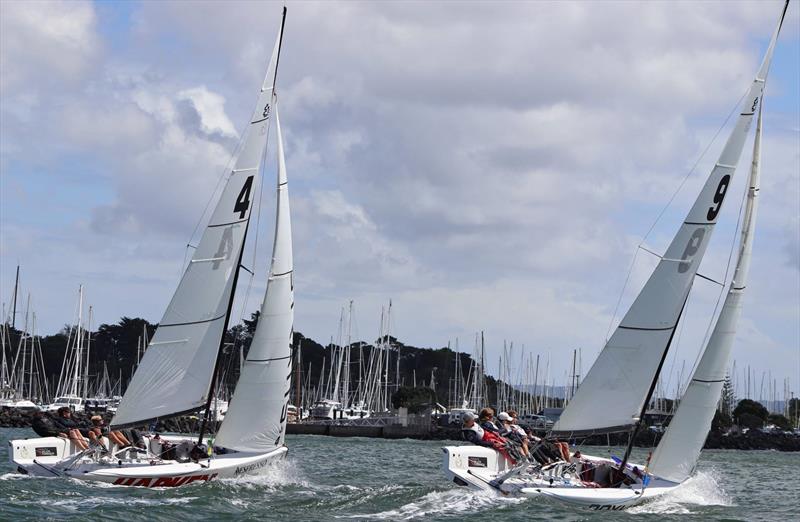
[215,106,294,452]
[551,2,787,437]
[648,103,764,483]
[111,22,286,429]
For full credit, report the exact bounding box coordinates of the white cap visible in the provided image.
[498,412,512,422]
[462,411,477,422]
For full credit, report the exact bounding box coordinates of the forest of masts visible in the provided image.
[2,272,798,426]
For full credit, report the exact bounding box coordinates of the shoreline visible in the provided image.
[3,409,797,452]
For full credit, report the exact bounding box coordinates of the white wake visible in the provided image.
[629,470,732,515]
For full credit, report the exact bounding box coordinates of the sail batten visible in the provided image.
[551,7,785,437]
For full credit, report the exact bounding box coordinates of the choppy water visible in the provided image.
[1,427,798,521]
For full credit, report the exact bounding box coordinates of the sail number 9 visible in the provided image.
[706,174,731,221]
[234,176,254,219]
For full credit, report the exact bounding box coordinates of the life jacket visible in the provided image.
[482,429,515,465]
[463,422,485,439]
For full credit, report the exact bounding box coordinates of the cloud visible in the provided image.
[1,0,798,389]
[0,0,99,94]
[177,86,238,138]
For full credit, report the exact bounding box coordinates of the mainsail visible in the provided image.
[112,26,285,429]
[648,104,764,483]
[552,5,787,437]
[215,107,294,452]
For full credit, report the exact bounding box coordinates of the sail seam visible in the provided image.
[618,324,675,332]
[251,116,269,124]
[272,269,293,277]
[208,218,249,228]
[160,313,226,328]
[247,355,292,363]
[684,221,717,226]
[691,378,724,383]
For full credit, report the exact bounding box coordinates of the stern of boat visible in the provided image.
[9,436,75,476]
[441,445,508,491]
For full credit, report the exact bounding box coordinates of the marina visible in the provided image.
[1,0,799,518]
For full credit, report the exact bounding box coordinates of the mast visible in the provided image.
[11,265,19,329]
[295,338,302,420]
[197,6,287,444]
[618,294,689,473]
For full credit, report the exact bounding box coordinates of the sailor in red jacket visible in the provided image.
[461,411,515,464]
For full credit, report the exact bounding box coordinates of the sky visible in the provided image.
[1,1,798,402]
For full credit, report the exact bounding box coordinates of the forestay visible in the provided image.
[649,103,764,482]
[215,108,294,452]
[551,6,785,437]
[112,31,284,429]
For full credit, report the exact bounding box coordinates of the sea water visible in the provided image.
[1,428,798,521]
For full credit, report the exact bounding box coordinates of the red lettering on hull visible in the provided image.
[111,473,218,488]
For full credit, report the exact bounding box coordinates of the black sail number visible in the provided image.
[706,174,731,221]
[234,176,254,219]
[678,228,706,274]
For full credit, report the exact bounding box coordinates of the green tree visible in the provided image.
[712,410,732,431]
[787,397,799,427]
[767,414,792,431]
[733,399,769,425]
[719,373,736,417]
[391,386,436,413]
[738,412,764,430]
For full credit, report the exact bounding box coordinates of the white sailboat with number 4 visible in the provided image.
[443,0,789,510]
[10,8,296,487]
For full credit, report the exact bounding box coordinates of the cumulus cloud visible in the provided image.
[1,0,798,388]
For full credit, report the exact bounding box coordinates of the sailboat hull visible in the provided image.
[9,435,287,487]
[442,445,679,510]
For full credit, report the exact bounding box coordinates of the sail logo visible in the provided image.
[111,473,218,487]
[235,459,269,475]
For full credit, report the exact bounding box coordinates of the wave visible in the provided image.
[629,470,731,515]
[342,487,525,520]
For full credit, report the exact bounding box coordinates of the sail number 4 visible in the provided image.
[234,176,254,219]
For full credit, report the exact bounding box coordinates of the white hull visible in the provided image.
[9,434,287,487]
[442,445,679,510]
